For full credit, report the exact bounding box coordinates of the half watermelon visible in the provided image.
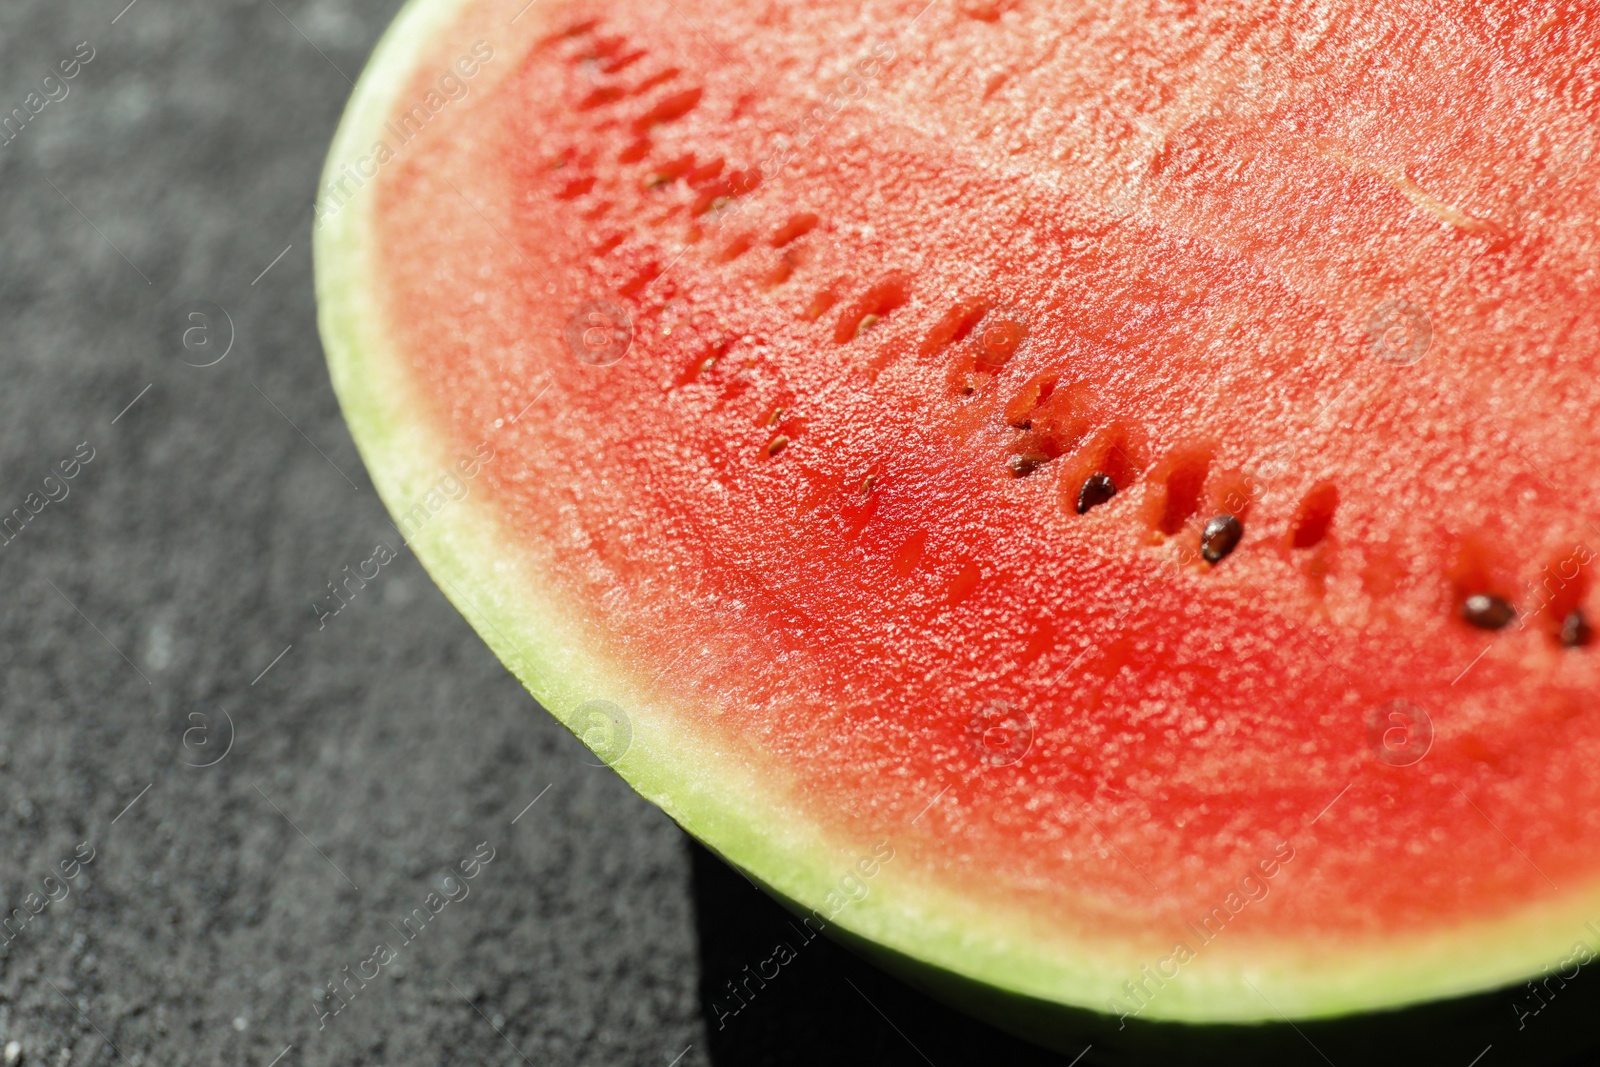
[315,0,1600,1060]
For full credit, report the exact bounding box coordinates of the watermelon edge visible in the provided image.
[310,0,1600,1045]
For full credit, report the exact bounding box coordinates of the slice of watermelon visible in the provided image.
[316,0,1600,1060]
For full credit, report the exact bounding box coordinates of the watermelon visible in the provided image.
[315,0,1600,1060]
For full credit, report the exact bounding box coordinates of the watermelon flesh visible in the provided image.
[317,0,1600,1056]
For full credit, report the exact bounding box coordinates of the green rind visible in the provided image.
[314,0,1600,1052]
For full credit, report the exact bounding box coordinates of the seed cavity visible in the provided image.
[1076,473,1117,514]
[834,277,910,343]
[1004,380,1092,466]
[920,299,991,359]
[630,67,683,97]
[771,212,820,248]
[550,17,601,42]
[803,287,839,321]
[1005,373,1057,429]
[947,559,982,604]
[579,85,628,109]
[600,49,647,74]
[1200,514,1242,564]
[632,85,703,133]
[1560,609,1592,648]
[1152,449,1212,536]
[1008,453,1051,478]
[1462,594,1516,630]
[687,157,725,183]
[555,175,597,199]
[618,139,652,163]
[765,252,798,288]
[718,234,754,262]
[1291,482,1339,549]
[1057,424,1145,520]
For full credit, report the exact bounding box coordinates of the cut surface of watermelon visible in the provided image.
[316,0,1600,1051]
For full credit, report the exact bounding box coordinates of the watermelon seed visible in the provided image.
[1559,610,1591,648]
[1008,453,1050,477]
[1076,473,1117,513]
[766,436,789,457]
[860,474,877,495]
[1461,594,1516,630]
[1200,515,1242,564]
[856,313,881,337]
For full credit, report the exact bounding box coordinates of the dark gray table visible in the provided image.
[0,2,1079,1063]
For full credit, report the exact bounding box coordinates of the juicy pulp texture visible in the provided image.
[320,0,1600,1026]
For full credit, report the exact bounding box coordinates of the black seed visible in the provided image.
[1200,514,1243,564]
[1461,594,1516,630]
[1008,453,1050,477]
[1076,472,1117,514]
[1560,609,1592,648]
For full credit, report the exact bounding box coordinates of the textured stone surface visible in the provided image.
[0,1,706,1062]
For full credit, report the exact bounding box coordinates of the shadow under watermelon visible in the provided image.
[690,839,1097,1067]
[687,839,1600,1067]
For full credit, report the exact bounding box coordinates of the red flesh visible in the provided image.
[372,0,1600,951]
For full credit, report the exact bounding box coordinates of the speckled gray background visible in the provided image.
[0,1,706,1061]
[0,2,1081,1064]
